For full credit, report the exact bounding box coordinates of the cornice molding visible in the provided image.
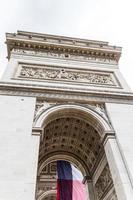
[0,82,133,103]
[6,31,122,62]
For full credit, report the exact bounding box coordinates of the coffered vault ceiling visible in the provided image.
[39,117,104,176]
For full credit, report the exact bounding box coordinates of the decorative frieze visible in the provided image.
[12,49,117,64]
[18,64,118,87]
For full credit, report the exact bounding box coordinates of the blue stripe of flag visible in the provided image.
[57,160,72,180]
[57,160,73,200]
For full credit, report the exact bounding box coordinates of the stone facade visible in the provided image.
[0,31,133,200]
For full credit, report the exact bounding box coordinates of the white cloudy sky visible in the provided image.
[0,0,133,89]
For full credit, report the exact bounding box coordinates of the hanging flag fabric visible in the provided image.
[56,160,87,200]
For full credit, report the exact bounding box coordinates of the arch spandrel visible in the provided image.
[34,104,113,139]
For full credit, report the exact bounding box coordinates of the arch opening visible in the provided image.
[37,159,87,200]
[34,104,112,139]
[35,105,117,200]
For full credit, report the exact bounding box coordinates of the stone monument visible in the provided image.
[0,31,133,200]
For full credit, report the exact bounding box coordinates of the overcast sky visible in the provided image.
[0,0,133,89]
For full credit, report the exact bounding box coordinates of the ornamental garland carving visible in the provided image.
[19,65,116,86]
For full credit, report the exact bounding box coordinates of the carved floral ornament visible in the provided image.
[18,64,118,87]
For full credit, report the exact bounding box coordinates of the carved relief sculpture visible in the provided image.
[95,164,116,200]
[18,65,117,87]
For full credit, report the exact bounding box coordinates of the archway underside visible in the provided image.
[39,117,103,174]
[36,116,117,200]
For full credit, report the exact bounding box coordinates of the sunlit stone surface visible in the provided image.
[0,31,133,200]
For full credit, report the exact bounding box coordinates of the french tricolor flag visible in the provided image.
[56,161,87,200]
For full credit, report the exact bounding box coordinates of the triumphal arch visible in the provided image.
[0,31,133,200]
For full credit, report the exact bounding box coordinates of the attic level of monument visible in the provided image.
[6,31,121,62]
[0,31,133,104]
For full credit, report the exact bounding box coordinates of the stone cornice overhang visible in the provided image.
[0,82,133,104]
[6,31,122,62]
